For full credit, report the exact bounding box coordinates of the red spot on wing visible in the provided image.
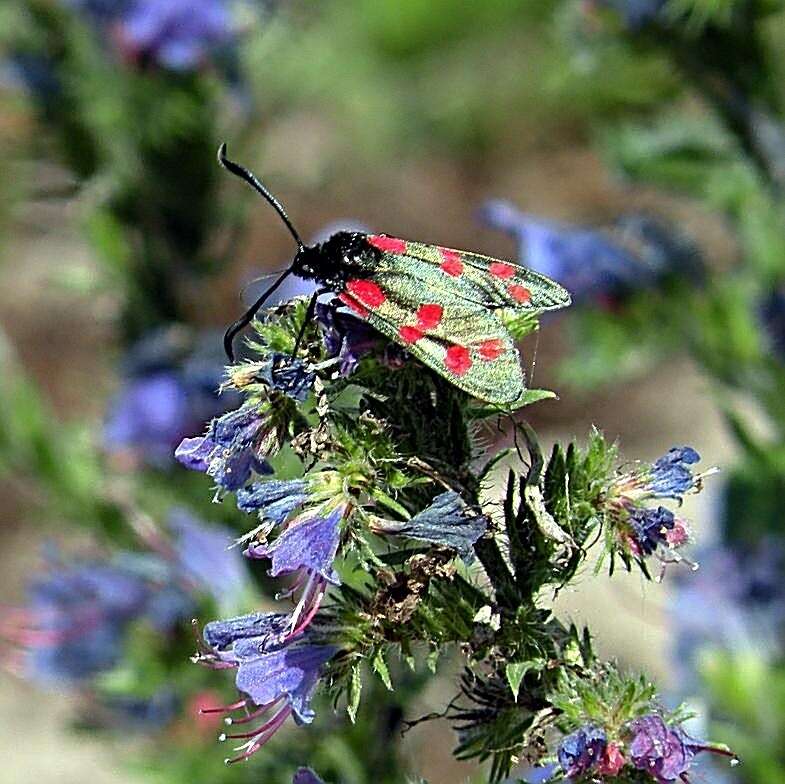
[445,345,472,376]
[439,248,464,277]
[489,262,515,279]
[508,284,531,304]
[478,339,504,361]
[338,292,369,318]
[416,304,443,330]
[368,235,407,254]
[346,278,386,307]
[398,325,424,344]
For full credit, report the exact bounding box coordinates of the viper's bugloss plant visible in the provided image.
[177,293,733,781]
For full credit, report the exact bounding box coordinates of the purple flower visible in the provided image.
[196,614,336,764]
[236,479,310,523]
[479,200,701,305]
[628,715,692,782]
[2,511,248,687]
[293,769,326,784]
[370,491,487,561]
[245,507,344,637]
[760,287,785,361]
[62,0,133,22]
[5,54,61,104]
[257,354,315,402]
[175,405,273,491]
[628,506,676,556]
[105,373,192,464]
[1,557,149,683]
[246,508,343,584]
[557,724,607,777]
[116,0,232,71]
[672,538,785,686]
[315,300,380,377]
[202,610,290,651]
[168,508,249,606]
[102,689,180,729]
[105,329,235,467]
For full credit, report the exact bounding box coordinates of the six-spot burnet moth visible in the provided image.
[219,144,571,405]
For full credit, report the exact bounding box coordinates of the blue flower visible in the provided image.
[3,557,149,683]
[760,287,785,361]
[293,769,326,784]
[627,506,676,556]
[5,54,62,104]
[671,538,785,686]
[62,0,133,23]
[236,479,310,523]
[257,353,315,402]
[105,329,234,467]
[102,689,181,729]
[117,0,232,71]
[245,507,344,636]
[196,614,336,763]
[105,373,192,464]
[557,724,607,777]
[479,200,701,305]
[607,446,709,571]
[202,610,290,651]
[246,508,343,585]
[649,447,701,497]
[315,300,379,377]
[175,404,274,491]
[370,491,487,561]
[594,0,668,30]
[168,508,249,608]
[2,512,248,687]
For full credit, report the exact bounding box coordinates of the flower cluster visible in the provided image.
[557,714,734,783]
[105,328,236,467]
[479,200,702,307]
[62,0,256,72]
[602,446,712,575]
[0,510,247,688]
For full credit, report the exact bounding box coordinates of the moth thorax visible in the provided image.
[292,232,378,291]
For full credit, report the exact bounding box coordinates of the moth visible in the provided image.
[219,144,570,405]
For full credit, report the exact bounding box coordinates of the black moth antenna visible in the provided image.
[218,143,304,361]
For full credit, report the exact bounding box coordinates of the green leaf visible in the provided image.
[371,648,393,691]
[505,659,545,701]
[370,487,411,519]
[347,662,363,723]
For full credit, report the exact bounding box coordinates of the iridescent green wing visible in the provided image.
[399,239,572,311]
[337,257,526,406]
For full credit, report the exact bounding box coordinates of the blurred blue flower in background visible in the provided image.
[3,554,150,683]
[105,327,236,468]
[672,537,785,684]
[116,0,232,71]
[603,0,667,28]
[760,287,785,361]
[0,511,249,687]
[479,200,702,305]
